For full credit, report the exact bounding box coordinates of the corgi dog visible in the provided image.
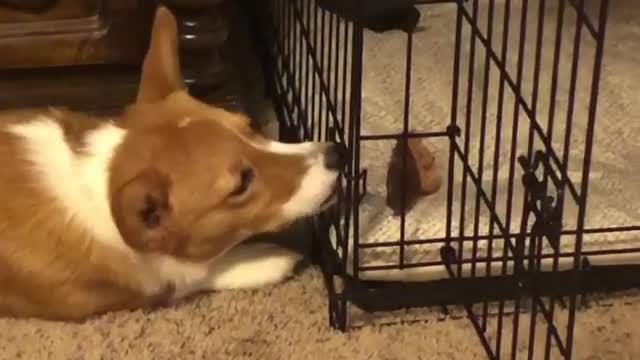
[0,6,344,321]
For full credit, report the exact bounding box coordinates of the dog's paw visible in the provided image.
[146,281,178,308]
[207,243,304,290]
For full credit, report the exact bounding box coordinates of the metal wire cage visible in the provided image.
[243,0,640,358]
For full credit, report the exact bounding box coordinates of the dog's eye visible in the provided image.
[230,167,254,197]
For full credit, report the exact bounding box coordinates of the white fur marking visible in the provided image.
[207,243,302,290]
[282,154,338,219]
[150,243,302,299]
[259,140,340,219]
[6,117,128,251]
[149,256,212,299]
[265,141,316,155]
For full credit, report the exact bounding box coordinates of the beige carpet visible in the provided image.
[1,1,639,359]
[0,268,638,359]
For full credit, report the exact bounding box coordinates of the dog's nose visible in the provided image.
[324,143,348,170]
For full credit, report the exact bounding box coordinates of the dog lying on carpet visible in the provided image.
[0,6,344,321]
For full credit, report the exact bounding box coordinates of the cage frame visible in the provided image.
[243,0,640,358]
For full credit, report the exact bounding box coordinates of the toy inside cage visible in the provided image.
[245,0,640,358]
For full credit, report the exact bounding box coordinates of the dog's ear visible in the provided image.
[136,6,184,103]
[111,168,185,254]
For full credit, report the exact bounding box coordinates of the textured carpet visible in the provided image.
[0,266,638,360]
[1,1,639,359]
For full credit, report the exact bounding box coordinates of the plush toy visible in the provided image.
[386,138,442,215]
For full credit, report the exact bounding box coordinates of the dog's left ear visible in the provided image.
[111,167,185,255]
[136,6,184,103]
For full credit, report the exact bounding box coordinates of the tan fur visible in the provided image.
[110,97,309,261]
[0,109,174,319]
[0,6,322,320]
[136,6,184,104]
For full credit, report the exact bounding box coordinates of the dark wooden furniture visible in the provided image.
[0,0,153,69]
[0,0,254,116]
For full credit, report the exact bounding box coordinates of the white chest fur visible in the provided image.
[7,116,127,251]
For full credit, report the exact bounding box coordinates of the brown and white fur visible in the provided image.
[0,6,342,321]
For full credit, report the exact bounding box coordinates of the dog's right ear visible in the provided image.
[136,6,185,104]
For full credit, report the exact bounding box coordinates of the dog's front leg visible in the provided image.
[203,242,304,290]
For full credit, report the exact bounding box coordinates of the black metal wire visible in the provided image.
[509,1,531,357]
[248,0,637,359]
[444,0,464,271]
[493,0,514,353]
[342,18,355,277]
[525,0,551,356]
[566,0,611,357]
[458,6,583,204]
[473,0,495,285]
[541,3,568,354]
[350,13,365,280]
[457,0,479,279]
[399,30,415,269]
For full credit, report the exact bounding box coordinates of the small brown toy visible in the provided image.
[386,138,442,215]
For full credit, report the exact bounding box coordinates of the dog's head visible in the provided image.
[108,6,344,261]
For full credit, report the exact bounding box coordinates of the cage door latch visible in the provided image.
[518,151,563,251]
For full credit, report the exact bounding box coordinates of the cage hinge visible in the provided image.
[518,150,563,252]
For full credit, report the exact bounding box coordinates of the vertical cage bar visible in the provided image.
[560,0,586,209]
[458,0,480,277]
[541,5,567,354]
[324,11,335,139]
[351,16,364,279]
[332,11,340,130]
[477,0,496,332]
[507,1,530,358]
[292,1,301,132]
[341,17,353,277]
[304,1,312,139]
[523,0,550,357]
[445,0,465,256]
[399,30,415,268]
[310,2,319,139]
[565,1,610,358]
[472,0,496,282]
[285,0,293,126]
[493,0,514,354]
[318,7,327,141]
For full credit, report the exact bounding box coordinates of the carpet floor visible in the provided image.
[0,267,638,359]
[1,0,639,359]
